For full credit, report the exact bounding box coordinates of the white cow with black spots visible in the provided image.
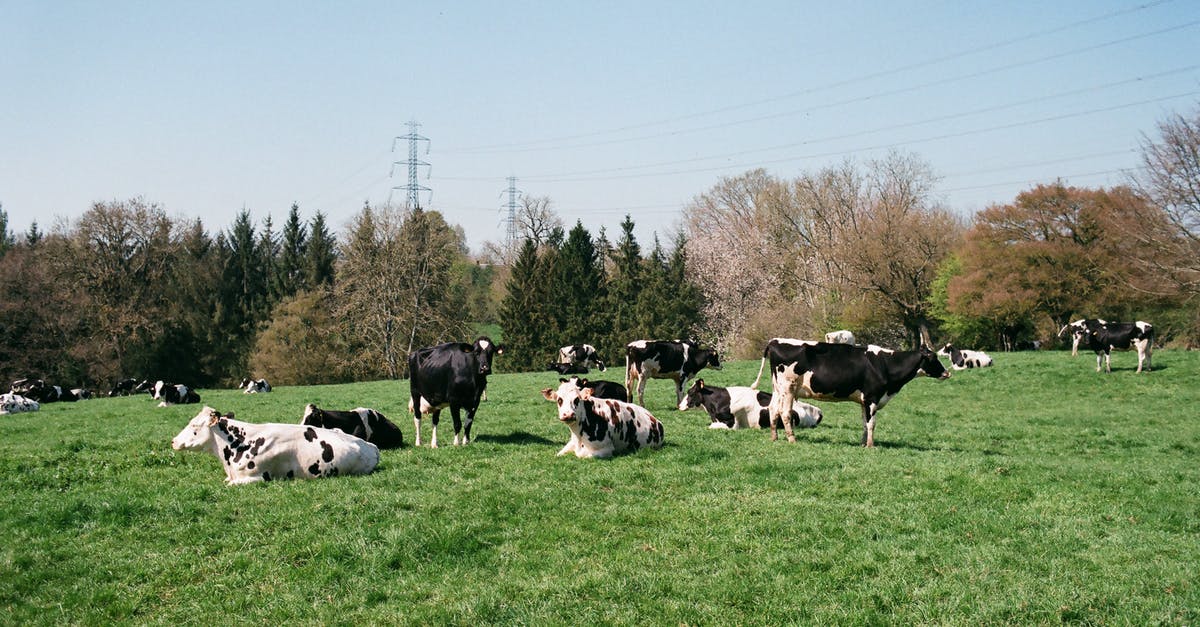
[0,393,39,415]
[541,380,665,459]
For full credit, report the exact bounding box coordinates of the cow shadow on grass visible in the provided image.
[1102,364,1167,373]
[474,431,558,446]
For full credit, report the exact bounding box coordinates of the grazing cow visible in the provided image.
[301,404,405,449]
[1083,321,1155,373]
[408,336,505,448]
[936,343,994,370]
[624,339,721,407]
[241,378,272,394]
[109,378,139,397]
[679,378,822,430]
[756,339,950,447]
[1059,319,1107,356]
[564,376,629,402]
[153,381,201,407]
[0,393,40,415]
[556,344,606,372]
[824,330,856,345]
[541,379,664,459]
[171,406,380,485]
[546,362,589,375]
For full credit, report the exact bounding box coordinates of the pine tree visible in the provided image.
[0,204,13,257]
[306,211,337,288]
[553,221,605,346]
[258,214,281,307]
[602,215,644,360]
[277,202,309,298]
[500,239,553,371]
[218,209,267,371]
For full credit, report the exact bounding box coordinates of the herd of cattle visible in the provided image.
[4,318,1158,484]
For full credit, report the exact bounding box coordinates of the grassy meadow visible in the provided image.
[1,350,1198,624]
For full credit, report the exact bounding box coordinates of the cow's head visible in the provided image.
[916,347,951,380]
[699,348,722,371]
[172,406,230,450]
[473,336,505,376]
[301,404,325,427]
[541,381,592,423]
[679,378,707,411]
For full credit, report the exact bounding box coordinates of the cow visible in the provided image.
[1059,319,1107,356]
[679,378,823,430]
[109,378,139,397]
[0,393,39,415]
[936,343,993,370]
[624,339,721,407]
[556,344,606,372]
[70,388,93,400]
[824,330,856,345]
[540,379,664,459]
[134,379,156,395]
[153,381,201,407]
[301,404,405,449]
[10,379,75,403]
[241,378,272,394]
[546,362,589,375]
[171,406,380,485]
[1083,321,1155,373]
[563,376,629,402]
[408,336,504,448]
[755,339,950,447]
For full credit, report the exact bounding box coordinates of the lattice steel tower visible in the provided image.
[390,120,431,209]
[502,176,522,250]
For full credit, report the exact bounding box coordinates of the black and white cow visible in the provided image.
[824,330,856,345]
[172,406,380,485]
[563,376,629,402]
[755,338,950,447]
[241,378,272,394]
[408,336,505,447]
[1,393,40,415]
[153,381,201,407]
[70,388,93,400]
[936,343,993,370]
[109,378,139,397]
[545,362,589,375]
[301,404,404,449]
[541,379,665,459]
[679,379,822,430]
[1059,319,1107,356]
[1081,321,1155,373]
[134,379,156,395]
[556,344,606,372]
[10,379,75,403]
[624,339,721,407]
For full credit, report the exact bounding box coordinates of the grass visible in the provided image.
[1,350,1197,624]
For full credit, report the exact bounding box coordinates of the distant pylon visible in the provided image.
[501,176,522,249]
[390,120,431,209]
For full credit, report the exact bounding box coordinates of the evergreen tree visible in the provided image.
[636,235,673,340]
[602,215,644,360]
[0,204,13,257]
[500,239,553,371]
[306,211,337,288]
[218,209,267,372]
[553,221,605,345]
[277,202,309,298]
[258,214,280,306]
[25,221,42,247]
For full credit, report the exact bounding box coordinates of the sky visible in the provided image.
[3,0,1199,254]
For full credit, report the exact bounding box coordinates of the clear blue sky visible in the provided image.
[3,0,1198,253]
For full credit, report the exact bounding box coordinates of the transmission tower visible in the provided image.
[390,120,431,209]
[501,176,522,250]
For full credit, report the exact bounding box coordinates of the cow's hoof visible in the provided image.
[787,435,796,443]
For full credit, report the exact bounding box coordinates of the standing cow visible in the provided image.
[757,339,949,447]
[408,336,504,447]
[1083,321,1155,373]
[624,339,721,407]
[541,379,664,459]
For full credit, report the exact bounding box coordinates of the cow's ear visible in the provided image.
[559,378,568,383]
[224,412,235,420]
[579,388,594,400]
[207,411,221,426]
[579,378,589,386]
[541,388,556,401]
[697,378,705,388]
[496,345,506,355]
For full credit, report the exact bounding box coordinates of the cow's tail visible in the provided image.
[624,349,633,402]
[750,350,769,391]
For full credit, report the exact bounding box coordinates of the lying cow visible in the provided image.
[824,330,856,345]
[153,381,201,407]
[109,378,139,396]
[563,376,628,402]
[936,343,993,370]
[10,379,74,403]
[301,404,404,449]
[755,338,950,447]
[556,344,606,371]
[679,379,822,430]
[0,393,39,415]
[241,378,272,394]
[171,406,380,485]
[541,380,664,459]
[546,362,589,375]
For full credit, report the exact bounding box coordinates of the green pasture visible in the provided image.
[1,351,1197,624]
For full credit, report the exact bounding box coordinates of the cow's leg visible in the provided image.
[1096,353,1103,372]
[558,432,580,456]
[675,375,689,409]
[769,384,796,443]
[636,373,649,407]
[861,403,878,448]
[1072,335,1080,357]
[412,416,422,447]
[1104,351,1112,373]
[430,409,441,448]
[451,406,464,446]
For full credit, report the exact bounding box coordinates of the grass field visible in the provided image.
[1,350,1198,624]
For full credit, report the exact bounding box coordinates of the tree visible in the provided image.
[499,239,554,371]
[601,215,644,360]
[249,289,356,385]
[551,221,605,346]
[0,203,14,257]
[216,209,269,374]
[276,203,309,298]
[305,211,337,288]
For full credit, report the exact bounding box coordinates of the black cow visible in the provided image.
[109,378,139,397]
[301,404,404,449]
[624,339,721,407]
[556,344,606,372]
[546,362,589,375]
[755,339,949,447]
[1081,321,1154,373]
[408,336,505,448]
[563,376,628,402]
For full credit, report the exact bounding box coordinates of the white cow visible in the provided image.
[171,406,380,485]
[541,381,665,459]
[0,393,40,415]
[824,330,856,344]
